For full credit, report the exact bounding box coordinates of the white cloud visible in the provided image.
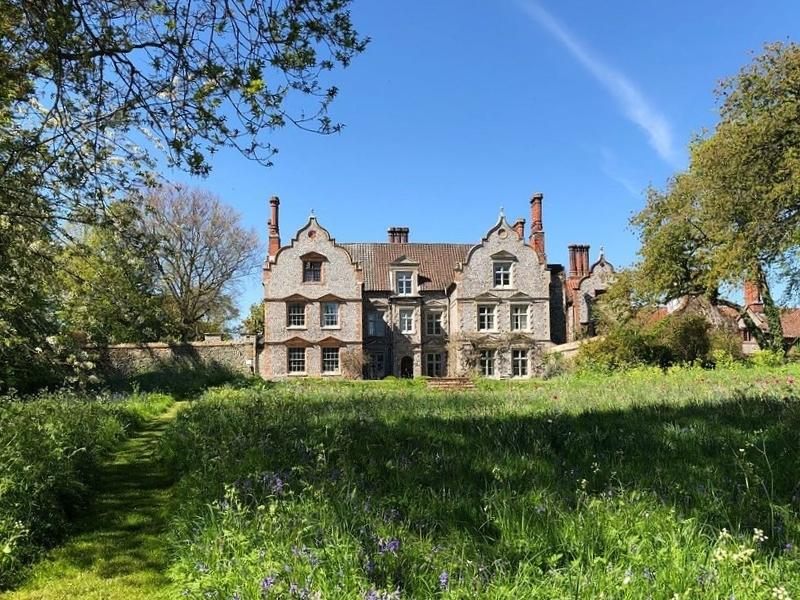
[518,2,678,165]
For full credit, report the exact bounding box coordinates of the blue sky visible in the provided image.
[168,1,799,314]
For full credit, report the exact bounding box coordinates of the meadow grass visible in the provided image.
[0,390,173,588]
[163,366,800,599]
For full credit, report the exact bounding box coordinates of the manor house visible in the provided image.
[260,193,613,379]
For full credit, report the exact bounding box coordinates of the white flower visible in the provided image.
[753,528,768,543]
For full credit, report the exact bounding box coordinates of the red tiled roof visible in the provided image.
[340,243,473,292]
[781,308,800,338]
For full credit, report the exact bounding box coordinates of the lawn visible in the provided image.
[162,367,800,599]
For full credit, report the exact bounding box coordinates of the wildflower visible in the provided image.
[439,570,449,590]
[622,568,633,585]
[784,543,794,552]
[772,587,792,600]
[643,566,655,582]
[261,576,276,592]
[364,559,375,574]
[753,528,768,543]
[378,537,401,555]
[196,561,210,573]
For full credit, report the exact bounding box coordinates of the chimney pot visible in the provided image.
[268,195,281,258]
[512,218,525,240]
[388,227,409,244]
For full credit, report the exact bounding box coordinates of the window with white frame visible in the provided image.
[395,271,413,295]
[512,349,528,377]
[425,310,443,335]
[477,305,496,331]
[321,302,339,327]
[493,262,512,288]
[303,260,322,282]
[399,308,414,333]
[367,311,385,336]
[479,350,495,376]
[425,352,444,377]
[287,348,306,373]
[511,305,529,331]
[321,347,340,373]
[287,303,306,327]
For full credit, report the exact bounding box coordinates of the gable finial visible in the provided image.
[499,206,505,219]
[599,245,605,258]
[310,208,315,218]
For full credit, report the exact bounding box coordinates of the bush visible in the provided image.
[0,389,172,587]
[574,325,670,372]
[652,314,710,364]
[750,348,786,368]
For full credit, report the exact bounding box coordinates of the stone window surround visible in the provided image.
[287,347,306,374]
[398,307,415,334]
[479,349,496,377]
[493,261,513,289]
[302,260,323,283]
[321,347,340,374]
[393,270,415,296]
[425,309,444,336]
[510,303,530,331]
[321,301,340,329]
[425,351,444,377]
[477,304,497,332]
[511,348,529,377]
[286,302,306,329]
[367,309,387,337]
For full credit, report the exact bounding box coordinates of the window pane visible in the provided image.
[288,348,306,372]
[303,261,322,282]
[396,271,413,295]
[399,309,414,333]
[322,347,339,373]
[511,306,528,331]
[426,311,443,335]
[478,305,495,331]
[287,303,305,327]
[512,349,528,377]
[493,262,511,287]
[322,302,339,327]
[426,352,443,377]
[368,311,385,336]
[479,350,495,376]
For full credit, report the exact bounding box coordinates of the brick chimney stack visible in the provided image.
[529,192,545,260]
[744,280,763,311]
[388,227,409,244]
[268,196,281,258]
[568,244,590,278]
[512,218,525,240]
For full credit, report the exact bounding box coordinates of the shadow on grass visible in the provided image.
[173,390,800,555]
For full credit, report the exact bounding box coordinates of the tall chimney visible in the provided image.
[529,192,545,259]
[568,244,578,278]
[387,227,396,243]
[580,244,590,276]
[744,280,763,310]
[268,196,281,258]
[512,218,525,240]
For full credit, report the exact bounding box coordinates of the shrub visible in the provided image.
[574,325,670,372]
[750,348,786,368]
[652,314,711,365]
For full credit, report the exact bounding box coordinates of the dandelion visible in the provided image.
[439,570,449,590]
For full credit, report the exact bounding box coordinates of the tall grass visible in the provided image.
[163,366,800,599]
[0,389,172,586]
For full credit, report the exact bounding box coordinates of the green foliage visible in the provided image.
[629,42,800,350]
[576,314,713,371]
[161,368,800,598]
[0,390,172,586]
[240,302,265,335]
[750,349,786,368]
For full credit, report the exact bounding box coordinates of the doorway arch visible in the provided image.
[400,356,413,378]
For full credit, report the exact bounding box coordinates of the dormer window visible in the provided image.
[396,271,413,295]
[303,260,322,282]
[493,262,512,288]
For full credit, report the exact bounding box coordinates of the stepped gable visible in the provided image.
[341,242,472,292]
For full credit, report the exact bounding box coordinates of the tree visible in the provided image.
[631,42,800,351]
[143,185,261,341]
[0,1,368,228]
[57,202,168,344]
[241,302,265,335]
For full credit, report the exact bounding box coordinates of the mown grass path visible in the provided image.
[1,403,183,600]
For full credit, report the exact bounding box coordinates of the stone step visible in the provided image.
[426,377,476,390]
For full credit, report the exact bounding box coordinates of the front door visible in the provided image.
[400,356,413,378]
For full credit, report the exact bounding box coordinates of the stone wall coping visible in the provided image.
[90,340,253,350]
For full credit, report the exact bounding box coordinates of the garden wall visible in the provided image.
[93,335,259,379]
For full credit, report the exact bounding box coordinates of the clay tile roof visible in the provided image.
[781,308,800,338]
[341,243,473,292]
